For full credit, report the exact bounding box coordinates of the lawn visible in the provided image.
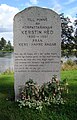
[0,70,77,120]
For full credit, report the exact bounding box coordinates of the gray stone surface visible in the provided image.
[13,6,61,100]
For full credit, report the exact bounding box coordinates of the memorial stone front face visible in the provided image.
[13,7,61,100]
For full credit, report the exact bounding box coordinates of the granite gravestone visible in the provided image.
[13,7,61,100]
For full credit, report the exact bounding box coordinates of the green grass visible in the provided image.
[0,70,77,120]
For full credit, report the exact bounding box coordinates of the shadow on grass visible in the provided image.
[0,114,11,120]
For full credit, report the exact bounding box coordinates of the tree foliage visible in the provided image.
[74,17,77,57]
[0,37,6,50]
[0,37,13,51]
[60,13,75,57]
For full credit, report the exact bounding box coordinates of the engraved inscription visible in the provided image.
[15,52,60,72]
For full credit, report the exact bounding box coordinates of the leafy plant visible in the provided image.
[19,79,39,100]
[61,60,77,70]
[17,76,68,111]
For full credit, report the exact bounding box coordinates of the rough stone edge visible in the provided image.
[13,6,60,20]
